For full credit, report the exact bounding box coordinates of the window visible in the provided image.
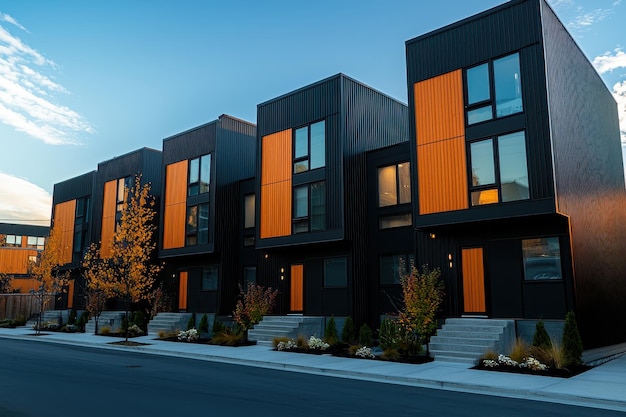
[116,177,131,212]
[294,121,325,173]
[244,194,255,229]
[5,235,22,247]
[243,236,255,247]
[324,257,348,287]
[186,203,209,245]
[293,181,326,234]
[189,154,211,196]
[26,236,45,249]
[75,196,90,225]
[380,254,414,285]
[379,214,412,229]
[244,266,257,285]
[201,266,218,290]
[465,53,522,125]
[469,131,529,206]
[378,162,411,207]
[522,237,562,280]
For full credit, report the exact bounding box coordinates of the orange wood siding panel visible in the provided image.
[10,278,40,293]
[100,180,117,258]
[462,248,486,313]
[163,160,188,249]
[178,271,188,310]
[67,279,75,308]
[0,248,38,274]
[290,264,303,312]
[260,129,292,239]
[414,70,468,215]
[53,199,76,265]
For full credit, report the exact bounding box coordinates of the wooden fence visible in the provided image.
[0,294,54,320]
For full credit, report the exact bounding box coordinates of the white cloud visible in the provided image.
[614,80,626,143]
[592,48,626,74]
[0,16,93,145]
[568,8,613,29]
[0,172,51,226]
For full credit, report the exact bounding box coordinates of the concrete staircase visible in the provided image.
[429,318,515,365]
[147,312,192,336]
[248,316,325,347]
[85,311,126,334]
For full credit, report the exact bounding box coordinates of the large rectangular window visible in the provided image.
[465,53,522,125]
[201,266,218,290]
[380,254,414,285]
[293,181,326,234]
[469,131,529,206]
[26,236,45,249]
[378,162,411,207]
[189,154,211,196]
[522,237,562,280]
[5,234,22,247]
[294,120,325,173]
[116,177,131,212]
[75,196,90,225]
[186,203,209,246]
[324,257,348,287]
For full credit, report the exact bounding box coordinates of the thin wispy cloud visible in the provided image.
[592,48,626,143]
[0,172,51,225]
[613,80,626,143]
[568,8,614,29]
[0,12,93,145]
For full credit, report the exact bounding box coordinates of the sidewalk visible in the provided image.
[1,326,624,412]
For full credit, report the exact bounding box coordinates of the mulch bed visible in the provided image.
[108,341,151,347]
[473,362,591,378]
[156,336,256,347]
[274,344,434,364]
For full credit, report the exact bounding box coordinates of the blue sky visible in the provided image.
[0,0,624,225]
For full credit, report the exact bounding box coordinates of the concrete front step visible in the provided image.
[435,330,502,340]
[147,313,192,335]
[85,311,126,334]
[248,316,325,347]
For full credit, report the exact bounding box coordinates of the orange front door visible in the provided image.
[178,272,188,311]
[290,264,303,312]
[461,247,486,314]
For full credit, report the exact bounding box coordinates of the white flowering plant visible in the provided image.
[354,346,375,359]
[482,354,548,372]
[308,336,330,351]
[178,328,199,342]
[277,339,298,351]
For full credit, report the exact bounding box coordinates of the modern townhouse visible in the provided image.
[406,0,626,348]
[0,222,49,294]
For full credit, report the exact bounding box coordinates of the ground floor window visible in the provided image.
[201,265,218,290]
[522,237,562,280]
[324,257,348,287]
[379,254,414,285]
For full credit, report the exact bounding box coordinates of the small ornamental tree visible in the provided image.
[562,311,584,368]
[29,227,70,334]
[398,265,445,350]
[84,283,107,335]
[342,316,356,344]
[532,320,552,350]
[233,283,278,334]
[324,315,338,346]
[82,175,162,342]
[0,273,13,294]
[198,313,209,334]
[358,323,373,347]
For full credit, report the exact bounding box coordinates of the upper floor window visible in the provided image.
[294,120,325,174]
[186,203,209,246]
[3,234,22,247]
[293,181,326,234]
[466,53,523,125]
[26,236,46,250]
[378,162,411,207]
[244,194,255,229]
[469,131,529,206]
[75,196,90,225]
[116,177,131,212]
[189,154,211,196]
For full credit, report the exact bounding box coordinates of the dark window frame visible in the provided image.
[377,162,411,208]
[201,265,219,291]
[292,180,326,234]
[188,154,211,197]
[379,254,415,285]
[186,203,209,246]
[323,257,348,288]
[522,236,563,281]
[293,120,325,174]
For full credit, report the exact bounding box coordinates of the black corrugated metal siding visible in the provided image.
[52,171,96,205]
[541,0,626,347]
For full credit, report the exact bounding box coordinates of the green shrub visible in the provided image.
[532,320,552,350]
[379,317,399,351]
[132,311,146,331]
[187,313,196,331]
[77,312,89,332]
[212,318,227,335]
[358,323,373,347]
[68,310,77,325]
[198,313,209,334]
[342,316,356,344]
[324,316,338,345]
[562,311,583,367]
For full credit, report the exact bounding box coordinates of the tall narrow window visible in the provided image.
[378,162,411,207]
[293,120,325,173]
[116,177,131,212]
[201,266,218,290]
[189,154,211,196]
[293,186,309,234]
[244,266,257,286]
[186,203,209,246]
[244,194,255,229]
[465,53,522,125]
[498,131,529,202]
[310,181,326,231]
[293,181,326,234]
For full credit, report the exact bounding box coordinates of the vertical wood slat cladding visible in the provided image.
[53,199,77,264]
[260,129,292,238]
[163,160,188,249]
[100,180,117,258]
[290,264,303,312]
[414,70,468,215]
[462,247,486,313]
[0,248,39,274]
[179,271,188,310]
